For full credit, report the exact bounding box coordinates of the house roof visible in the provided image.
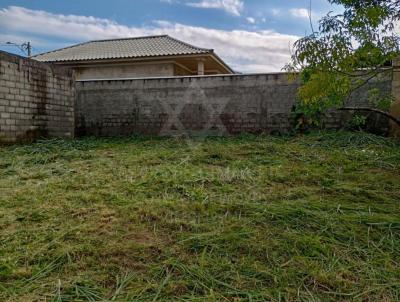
[32,35,213,62]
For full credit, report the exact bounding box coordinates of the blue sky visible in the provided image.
[0,0,340,72]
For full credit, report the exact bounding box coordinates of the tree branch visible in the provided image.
[343,68,392,106]
[338,107,400,127]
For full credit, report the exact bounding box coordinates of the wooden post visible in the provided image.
[197,59,205,76]
[390,57,400,137]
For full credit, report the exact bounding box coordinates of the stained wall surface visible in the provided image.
[0,51,75,143]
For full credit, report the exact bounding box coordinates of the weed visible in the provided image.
[0,131,399,301]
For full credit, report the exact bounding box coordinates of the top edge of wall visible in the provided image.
[75,72,295,83]
[0,50,74,77]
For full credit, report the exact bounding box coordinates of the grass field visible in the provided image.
[0,131,399,301]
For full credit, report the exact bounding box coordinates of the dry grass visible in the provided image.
[0,131,399,301]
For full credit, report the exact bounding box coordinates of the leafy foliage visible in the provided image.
[350,113,368,128]
[286,0,400,126]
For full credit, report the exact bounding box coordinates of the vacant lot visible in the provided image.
[0,132,399,301]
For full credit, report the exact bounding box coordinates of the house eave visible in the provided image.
[35,53,235,74]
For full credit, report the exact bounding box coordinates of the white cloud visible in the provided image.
[246,17,255,24]
[289,8,309,19]
[160,0,179,3]
[271,9,280,16]
[186,0,243,16]
[0,6,299,73]
[155,21,299,72]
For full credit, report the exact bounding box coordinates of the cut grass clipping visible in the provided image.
[0,131,399,301]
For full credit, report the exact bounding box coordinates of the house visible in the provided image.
[32,35,234,80]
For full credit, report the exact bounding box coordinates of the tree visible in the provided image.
[286,0,400,128]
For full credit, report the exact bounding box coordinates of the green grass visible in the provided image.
[0,131,399,301]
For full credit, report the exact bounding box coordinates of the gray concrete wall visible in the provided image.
[75,73,300,136]
[74,62,175,80]
[0,51,75,143]
[2,51,394,142]
[75,72,393,137]
[339,71,393,134]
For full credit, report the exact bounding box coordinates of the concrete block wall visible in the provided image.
[0,51,75,143]
[341,71,392,134]
[75,71,393,137]
[76,73,301,136]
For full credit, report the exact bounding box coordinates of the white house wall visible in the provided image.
[74,62,175,80]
